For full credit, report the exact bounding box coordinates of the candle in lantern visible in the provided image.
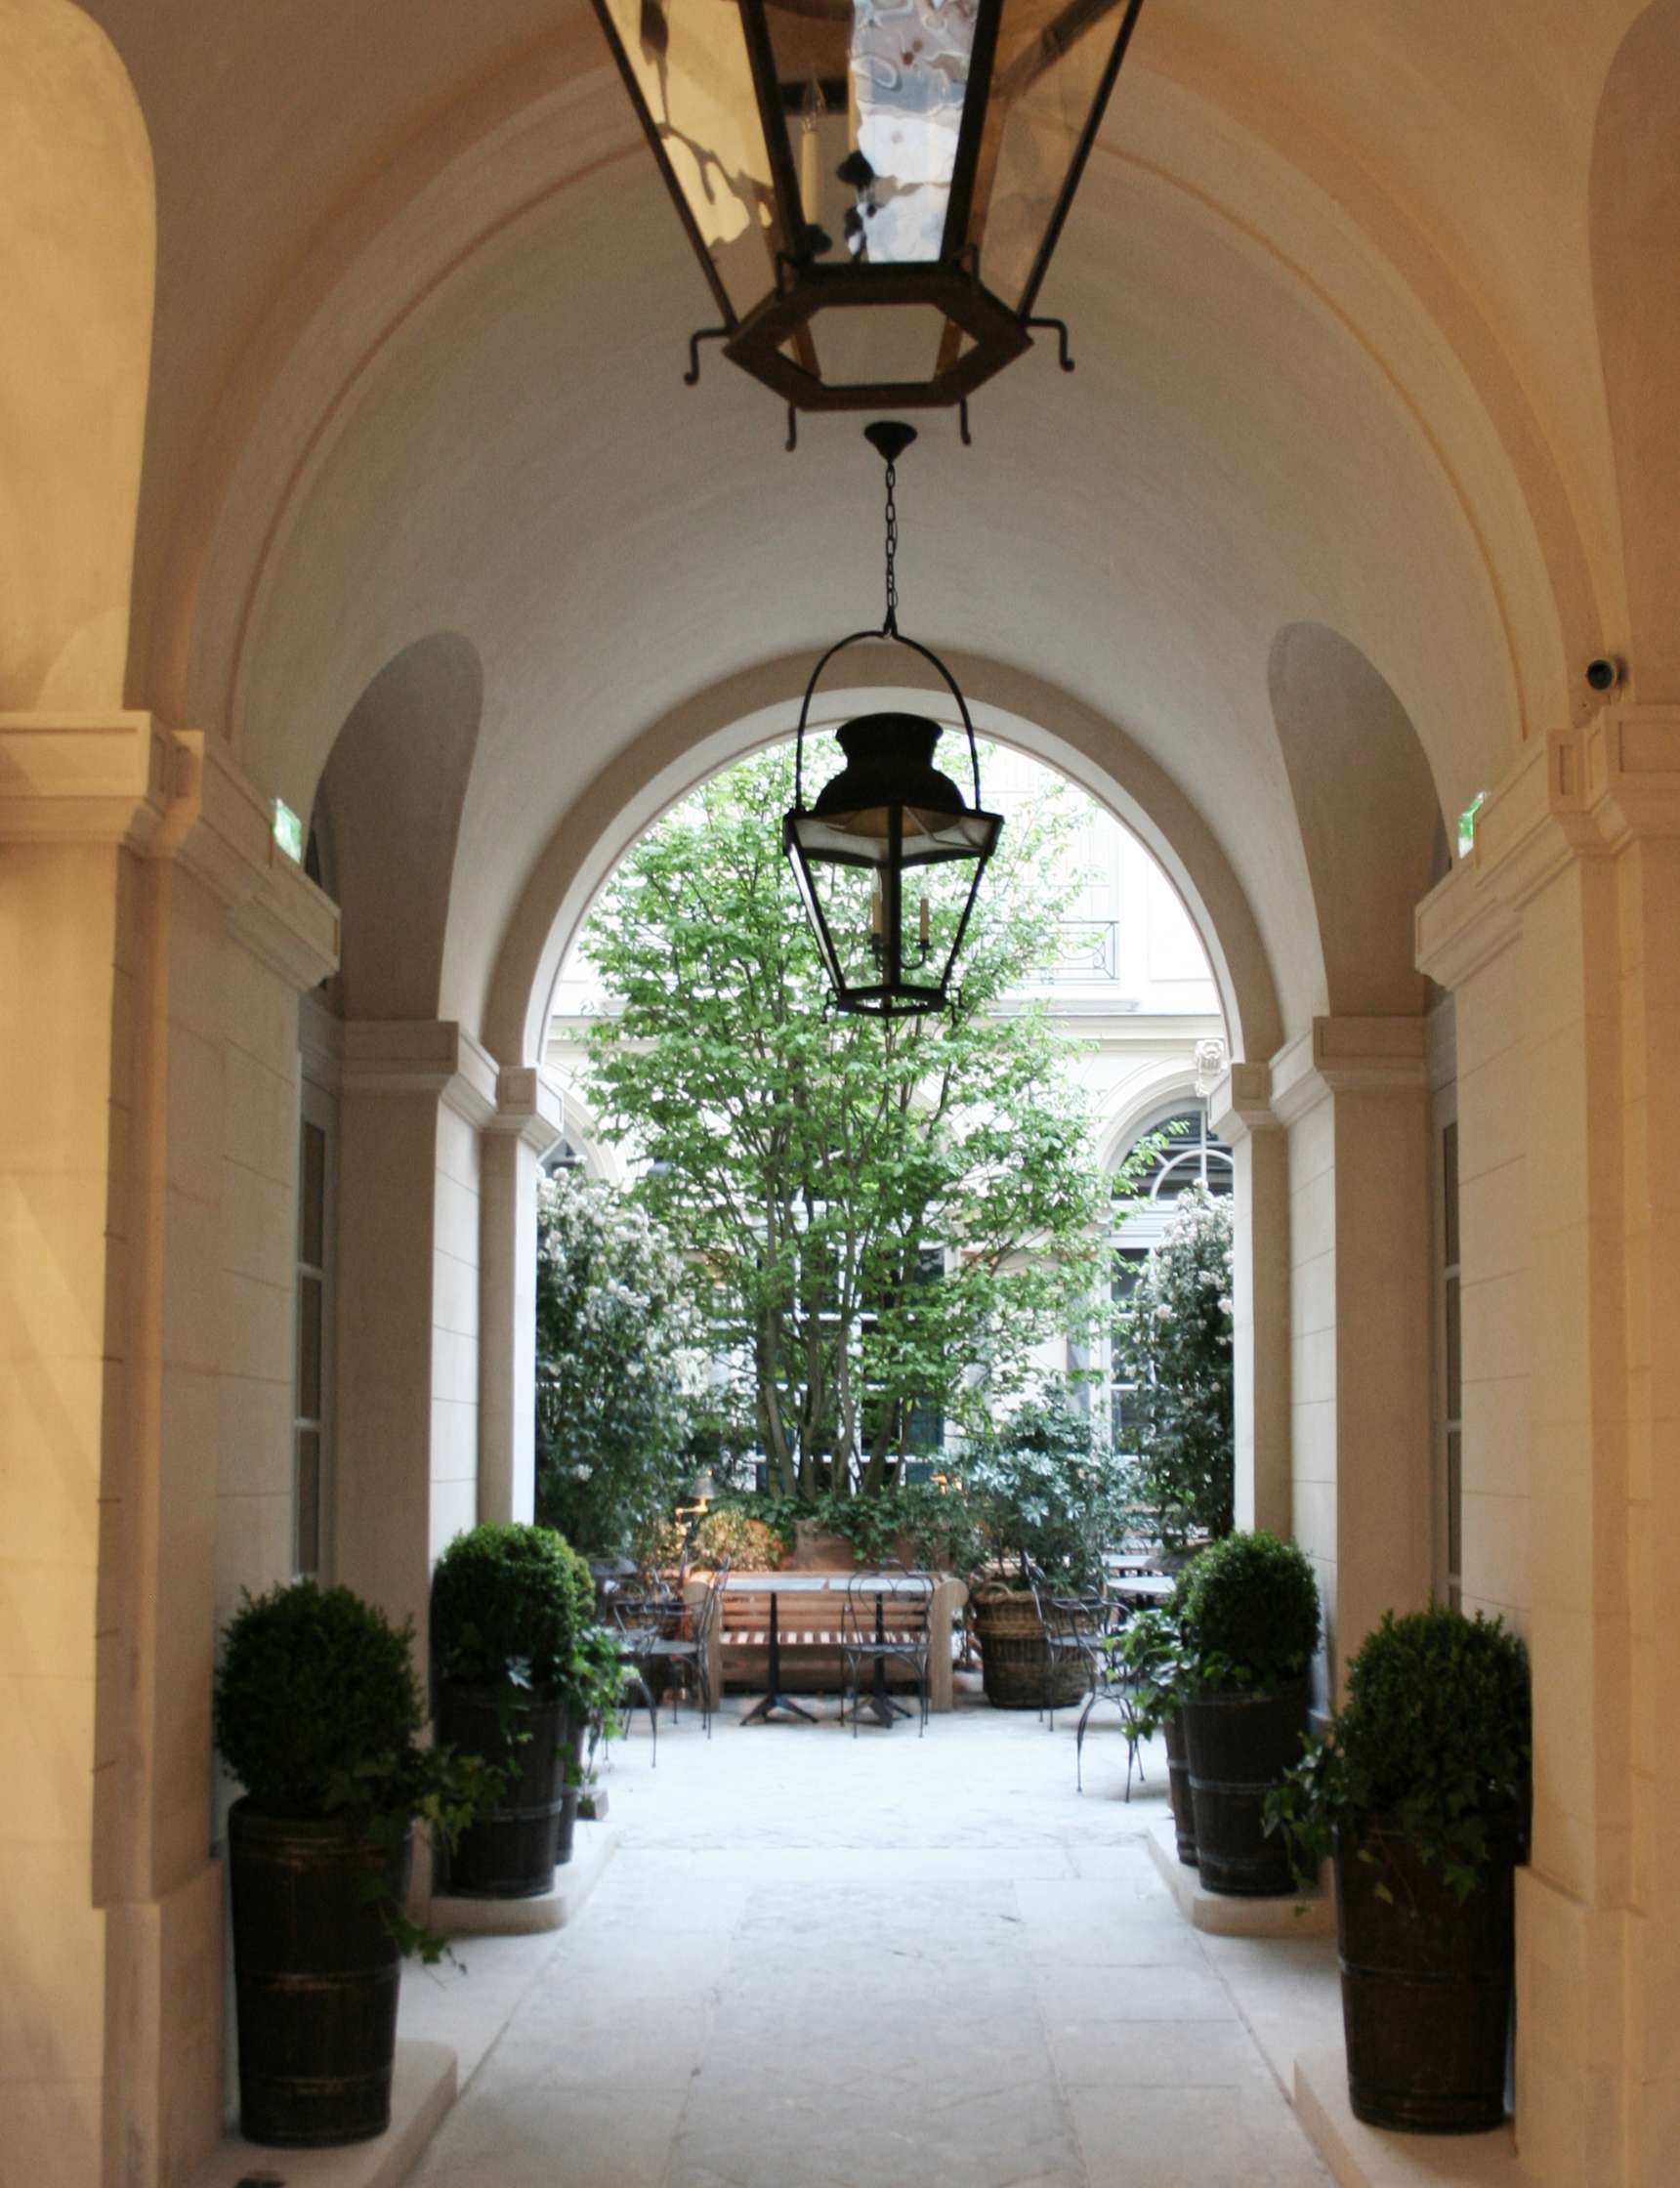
[919,894,930,949]
[800,79,825,229]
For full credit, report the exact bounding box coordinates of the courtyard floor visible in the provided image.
[403,1681,1344,2188]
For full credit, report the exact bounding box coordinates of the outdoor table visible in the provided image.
[1109,1572,1177,1608]
[720,1571,932,1727]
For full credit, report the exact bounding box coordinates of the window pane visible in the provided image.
[1447,1427,1463,1580]
[297,1272,322,1421]
[1443,1118,1460,1267]
[299,1118,325,1266]
[296,1429,321,1578]
[1445,1272,1461,1423]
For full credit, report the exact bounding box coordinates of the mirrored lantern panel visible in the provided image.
[975,0,1133,313]
[596,0,782,317]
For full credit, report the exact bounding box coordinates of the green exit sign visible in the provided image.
[272,798,304,863]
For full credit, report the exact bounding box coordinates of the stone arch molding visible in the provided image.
[483,652,1284,1078]
[0,0,153,710]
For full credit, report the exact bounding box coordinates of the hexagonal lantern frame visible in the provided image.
[589,0,1148,431]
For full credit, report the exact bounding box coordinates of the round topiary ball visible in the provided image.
[1178,1529,1321,1690]
[430,1522,593,1696]
[214,1579,424,1812]
[1338,1607,1530,1823]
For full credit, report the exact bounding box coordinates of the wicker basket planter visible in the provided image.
[970,1584,1088,1710]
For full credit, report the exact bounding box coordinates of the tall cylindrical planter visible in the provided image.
[971,1586,1087,1710]
[1163,1709,1197,1867]
[229,1800,412,2147]
[556,1715,586,1868]
[434,1682,569,1897]
[1336,1824,1516,2133]
[1182,1678,1308,1895]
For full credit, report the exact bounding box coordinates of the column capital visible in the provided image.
[1269,1016,1427,1128]
[1206,1059,1278,1143]
[1418,710,1680,992]
[486,1066,566,1157]
[341,1019,500,1128]
[0,712,339,989]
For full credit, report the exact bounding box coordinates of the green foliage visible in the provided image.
[215,1578,426,1812]
[579,741,1112,1500]
[430,1524,594,1700]
[1109,1592,1200,1744]
[721,1480,985,1576]
[963,1381,1121,1589]
[687,1505,788,1572]
[534,1169,701,1555]
[1177,1529,1321,1691]
[215,1581,501,1962]
[1113,1187,1235,1546]
[1266,1608,1531,1903]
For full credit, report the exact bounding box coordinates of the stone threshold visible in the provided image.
[1148,1813,1335,1935]
[1295,2049,1527,2186]
[431,1815,619,1934]
[189,2041,454,2188]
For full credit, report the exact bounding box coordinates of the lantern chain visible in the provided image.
[883,457,900,637]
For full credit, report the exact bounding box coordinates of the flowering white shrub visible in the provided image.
[1113,1186,1234,1545]
[534,1171,703,1554]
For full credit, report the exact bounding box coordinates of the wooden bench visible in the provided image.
[687,1574,966,1713]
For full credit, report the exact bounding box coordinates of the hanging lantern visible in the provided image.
[782,423,1001,1016]
[589,0,1148,436]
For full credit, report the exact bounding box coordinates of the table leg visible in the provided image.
[868,1591,911,1727]
[739,1592,816,1725]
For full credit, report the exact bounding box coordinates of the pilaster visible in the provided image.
[1208,1061,1289,1539]
[479,1071,565,1529]
[0,714,336,2188]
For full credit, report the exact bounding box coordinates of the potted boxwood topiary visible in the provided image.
[214,1579,493,2148]
[1266,1607,1531,2133]
[430,1522,594,1898]
[1177,1529,1321,1894]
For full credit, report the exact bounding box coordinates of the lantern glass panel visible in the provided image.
[763,0,979,266]
[598,0,781,316]
[971,0,1128,311]
[803,301,960,390]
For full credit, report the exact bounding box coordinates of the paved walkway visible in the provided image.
[407,1684,1335,2188]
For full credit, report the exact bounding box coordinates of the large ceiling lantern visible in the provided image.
[591,0,1148,438]
[783,423,1002,1017]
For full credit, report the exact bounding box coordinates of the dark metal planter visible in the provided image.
[1335,1823,1516,2133]
[1163,1708,1197,1867]
[434,1682,570,1897]
[1182,1678,1309,1895]
[229,1799,411,2147]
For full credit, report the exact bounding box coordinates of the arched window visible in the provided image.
[1126,1107,1235,1206]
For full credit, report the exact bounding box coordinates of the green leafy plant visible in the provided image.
[535,1170,703,1555]
[1113,1186,1235,1547]
[580,742,1118,1500]
[1177,1529,1320,1691]
[1109,1595,1199,1746]
[963,1381,1121,1589]
[430,1523,594,1701]
[214,1579,499,1962]
[1266,1608,1531,1903]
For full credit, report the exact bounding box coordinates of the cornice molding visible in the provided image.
[341,1019,500,1129]
[487,1066,566,1156]
[0,714,339,989]
[1418,712,1680,993]
[1270,1016,1427,1128]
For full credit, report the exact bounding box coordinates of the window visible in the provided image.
[1441,1116,1462,1610]
[1126,1107,1235,1205]
[293,1090,335,1578]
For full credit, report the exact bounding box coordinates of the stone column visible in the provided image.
[478,1068,565,1528]
[1209,1059,1290,1537]
[1269,1016,1433,1706]
[334,1020,498,1655]
[0,715,337,2188]
[1417,710,1680,2187]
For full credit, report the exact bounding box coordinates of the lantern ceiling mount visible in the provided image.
[592,0,1149,444]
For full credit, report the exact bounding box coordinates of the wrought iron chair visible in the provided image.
[1073,1612,1150,1796]
[839,1567,934,1736]
[1027,1560,1113,1733]
[636,1561,729,1737]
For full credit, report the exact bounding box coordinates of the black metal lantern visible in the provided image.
[783,423,1001,1016]
[590,0,1148,436]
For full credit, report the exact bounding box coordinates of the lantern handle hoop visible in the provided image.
[792,627,982,814]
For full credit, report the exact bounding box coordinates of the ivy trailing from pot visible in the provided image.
[1263,1606,1531,2133]
[214,1579,500,2147]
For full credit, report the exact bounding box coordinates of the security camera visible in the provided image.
[1585,656,1622,694]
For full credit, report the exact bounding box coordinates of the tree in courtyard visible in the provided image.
[533,1168,702,1554]
[1112,1185,1235,1545]
[578,739,1114,1500]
